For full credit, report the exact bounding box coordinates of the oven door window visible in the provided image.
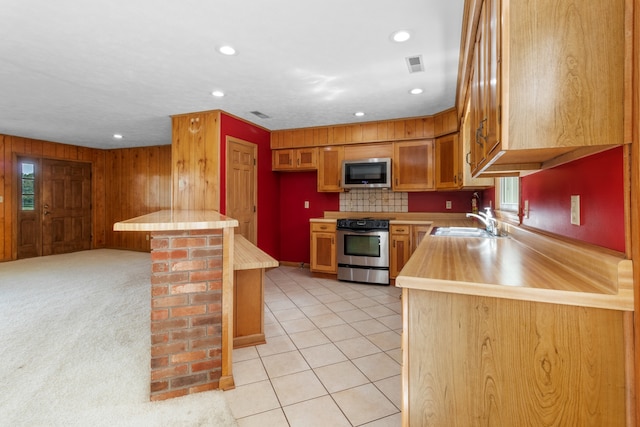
[344,235,380,258]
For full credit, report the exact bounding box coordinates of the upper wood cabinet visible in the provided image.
[271,116,436,149]
[460,100,495,189]
[272,148,317,171]
[435,133,461,190]
[433,108,458,137]
[466,0,626,175]
[271,128,329,149]
[317,146,344,192]
[393,140,435,191]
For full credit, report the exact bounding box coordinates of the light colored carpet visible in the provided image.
[0,249,237,427]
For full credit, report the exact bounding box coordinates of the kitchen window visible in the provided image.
[497,176,519,212]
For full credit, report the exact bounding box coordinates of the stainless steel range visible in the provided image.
[336,218,390,285]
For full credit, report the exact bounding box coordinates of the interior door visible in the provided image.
[41,159,92,256]
[226,138,257,244]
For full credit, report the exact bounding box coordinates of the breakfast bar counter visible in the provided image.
[115,210,241,400]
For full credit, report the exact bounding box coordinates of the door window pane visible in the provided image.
[21,162,35,211]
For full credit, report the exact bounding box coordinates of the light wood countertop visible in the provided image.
[113,210,238,231]
[234,235,279,271]
[396,229,633,311]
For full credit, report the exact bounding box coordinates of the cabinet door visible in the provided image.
[471,3,488,174]
[435,133,460,190]
[390,225,411,279]
[390,233,411,279]
[272,149,294,170]
[318,146,344,192]
[297,147,317,169]
[411,225,431,252]
[485,0,501,157]
[310,230,336,273]
[393,140,435,191]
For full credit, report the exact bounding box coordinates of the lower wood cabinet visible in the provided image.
[390,225,411,279]
[310,222,337,273]
[402,289,627,426]
[390,223,431,279]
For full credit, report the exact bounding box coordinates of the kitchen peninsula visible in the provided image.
[114,210,277,401]
[395,224,634,426]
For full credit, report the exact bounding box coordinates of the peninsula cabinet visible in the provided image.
[317,146,344,192]
[392,140,435,191]
[310,222,336,273]
[402,289,627,426]
[467,0,625,175]
[272,147,318,171]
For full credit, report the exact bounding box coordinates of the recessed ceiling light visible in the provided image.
[410,88,424,95]
[113,134,123,139]
[218,45,237,55]
[212,90,225,97]
[391,30,411,43]
[354,112,365,117]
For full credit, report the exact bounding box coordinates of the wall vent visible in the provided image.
[251,111,270,119]
[406,55,424,73]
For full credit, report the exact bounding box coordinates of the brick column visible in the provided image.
[148,229,224,401]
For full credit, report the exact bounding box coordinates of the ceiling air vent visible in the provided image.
[406,55,424,73]
[251,111,270,119]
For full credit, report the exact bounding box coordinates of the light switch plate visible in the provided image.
[570,195,580,225]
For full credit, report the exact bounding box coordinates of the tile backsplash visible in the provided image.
[339,189,408,212]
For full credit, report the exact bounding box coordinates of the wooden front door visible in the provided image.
[226,138,257,244]
[17,158,92,258]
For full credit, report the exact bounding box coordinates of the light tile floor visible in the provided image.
[224,266,403,427]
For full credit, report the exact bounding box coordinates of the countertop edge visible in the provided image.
[395,275,634,311]
[114,210,239,231]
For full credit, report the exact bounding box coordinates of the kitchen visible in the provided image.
[0,0,639,426]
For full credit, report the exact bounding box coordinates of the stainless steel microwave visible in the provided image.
[341,158,392,189]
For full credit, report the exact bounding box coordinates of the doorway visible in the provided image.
[226,138,257,244]
[16,157,92,259]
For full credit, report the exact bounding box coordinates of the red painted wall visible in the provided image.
[521,146,624,252]
[219,113,280,258]
[409,190,482,213]
[278,172,339,263]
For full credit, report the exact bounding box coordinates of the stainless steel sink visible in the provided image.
[430,226,502,238]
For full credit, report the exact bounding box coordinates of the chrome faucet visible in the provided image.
[466,207,498,236]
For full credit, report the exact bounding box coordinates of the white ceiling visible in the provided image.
[0,0,465,149]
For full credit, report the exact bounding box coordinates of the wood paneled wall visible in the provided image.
[0,133,172,261]
[171,110,220,211]
[0,134,106,261]
[104,145,172,251]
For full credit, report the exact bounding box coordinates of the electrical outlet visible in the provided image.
[570,195,580,225]
[304,201,309,209]
[524,200,529,219]
[445,200,452,210]
[0,195,3,203]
